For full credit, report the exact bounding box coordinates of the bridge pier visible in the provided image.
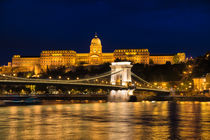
[109,89,134,102]
[110,62,133,86]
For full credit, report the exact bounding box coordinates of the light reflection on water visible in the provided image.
[109,90,134,102]
[0,102,210,140]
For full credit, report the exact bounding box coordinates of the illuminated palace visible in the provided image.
[1,34,185,74]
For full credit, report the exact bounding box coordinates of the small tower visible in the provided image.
[110,62,133,86]
[89,33,103,64]
[90,33,102,54]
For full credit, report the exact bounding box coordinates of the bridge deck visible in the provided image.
[0,79,169,92]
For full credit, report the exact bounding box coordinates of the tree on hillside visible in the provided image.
[173,55,180,64]
[149,59,154,64]
[192,52,210,77]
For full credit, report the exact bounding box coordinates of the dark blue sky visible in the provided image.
[1,0,210,65]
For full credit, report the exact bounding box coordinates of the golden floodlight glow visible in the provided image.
[162,83,166,86]
[7,34,186,75]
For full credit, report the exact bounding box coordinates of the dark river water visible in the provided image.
[0,101,210,140]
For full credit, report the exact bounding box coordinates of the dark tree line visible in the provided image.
[132,63,186,82]
[192,52,210,77]
[41,63,111,79]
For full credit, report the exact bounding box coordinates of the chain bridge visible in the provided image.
[0,62,169,93]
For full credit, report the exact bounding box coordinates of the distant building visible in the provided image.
[0,62,12,74]
[150,54,175,64]
[150,53,185,64]
[114,49,150,64]
[12,55,40,74]
[40,50,76,70]
[1,34,185,74]
[193,73,210,92]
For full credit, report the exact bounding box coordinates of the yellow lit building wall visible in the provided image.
[102,53,114,63]
[113,49,150,64]
[12,55,40,73]
[40,50,76,70]
[150,53,186,64]
[76,53,89,64]
[150,55,174,64]
[0,62,12,74]
[193,78,207,91]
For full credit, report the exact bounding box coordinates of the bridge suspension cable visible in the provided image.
[131,72,157,88]
[0,70,122,84]
[65,70,122,83]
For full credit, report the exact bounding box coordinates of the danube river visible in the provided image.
[0,101,210,140]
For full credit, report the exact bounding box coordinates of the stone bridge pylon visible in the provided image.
[110,62,133,86]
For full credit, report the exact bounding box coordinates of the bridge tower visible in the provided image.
[110,62,133,86]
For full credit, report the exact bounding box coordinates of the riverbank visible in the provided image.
[0,95,210,102]
[135,95,210,101]
[0,95,107,101]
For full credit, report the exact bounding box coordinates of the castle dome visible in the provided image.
[91,34,101,45]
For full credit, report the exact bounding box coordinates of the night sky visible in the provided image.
[1,0,210,65]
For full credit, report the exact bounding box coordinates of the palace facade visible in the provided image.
[1,34,185,74]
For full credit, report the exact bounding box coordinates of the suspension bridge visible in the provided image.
[0,62,169,93]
